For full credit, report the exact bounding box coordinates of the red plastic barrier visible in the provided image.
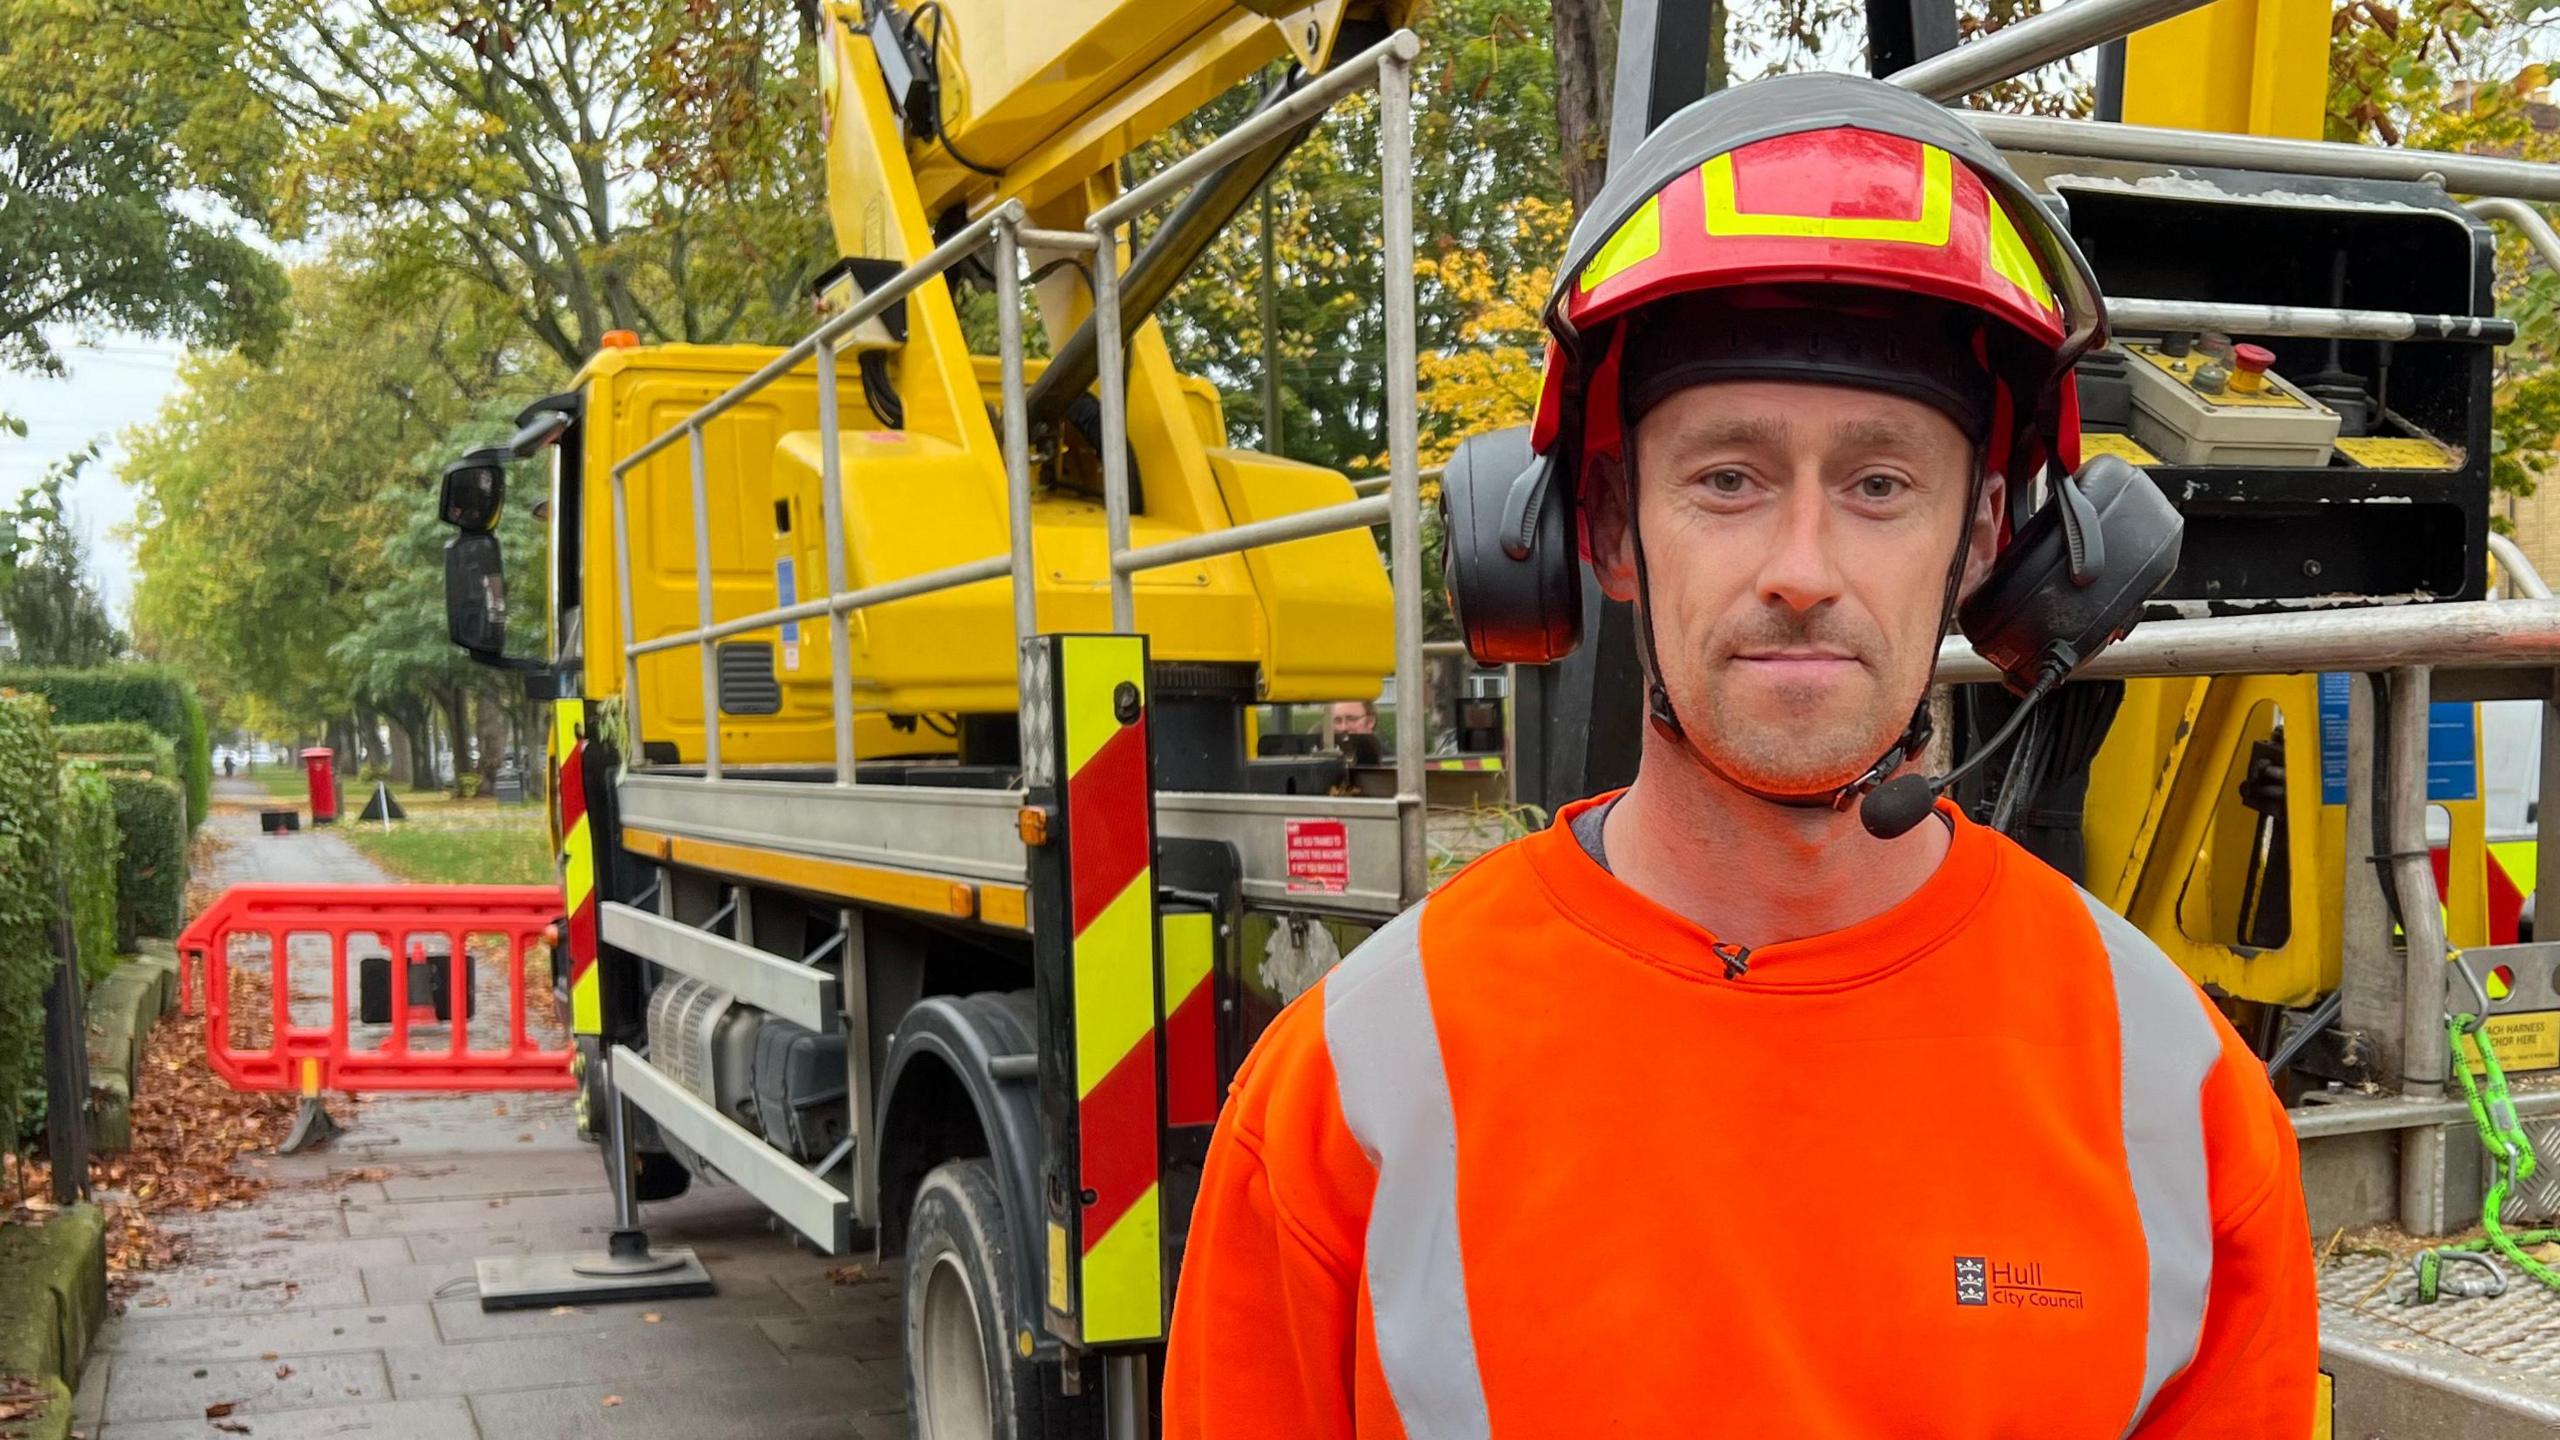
[178,884,573,1094]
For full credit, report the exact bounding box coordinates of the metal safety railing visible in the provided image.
[606,29,1432,902]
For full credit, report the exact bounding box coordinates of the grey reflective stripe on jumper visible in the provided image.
[1321,903,1493,1440]
[2079,890,2220,1435]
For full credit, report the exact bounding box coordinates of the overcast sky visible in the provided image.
[0,330,188,624]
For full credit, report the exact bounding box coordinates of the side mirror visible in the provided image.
[440,449,508,532]
[445,532,509,656]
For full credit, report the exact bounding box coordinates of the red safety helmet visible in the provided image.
[1531,71,2107,511]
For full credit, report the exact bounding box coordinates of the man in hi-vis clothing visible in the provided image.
[1163,74,2314,1437]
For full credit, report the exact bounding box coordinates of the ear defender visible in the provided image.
[1958,452,2184,695]
[1442,425,1583,665]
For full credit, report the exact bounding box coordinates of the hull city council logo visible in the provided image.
[1954,1256,2086,1311]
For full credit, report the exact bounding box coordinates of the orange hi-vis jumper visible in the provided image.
[1164,797,2316,1437]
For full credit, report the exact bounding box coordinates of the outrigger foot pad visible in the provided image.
[279,1096,343,1154]
[473,1231,713,1311]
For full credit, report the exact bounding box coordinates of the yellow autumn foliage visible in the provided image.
[1415,196,1573,468]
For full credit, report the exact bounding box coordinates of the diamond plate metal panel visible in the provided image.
[2499,1119,2560,1223]
[2322,1253,2560,1388]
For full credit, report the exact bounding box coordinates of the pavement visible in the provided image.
[73,781,908,1439]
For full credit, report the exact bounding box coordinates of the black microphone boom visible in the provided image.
[1859,664,2066,840]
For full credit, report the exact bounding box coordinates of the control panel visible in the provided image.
[2122,335,2341,468]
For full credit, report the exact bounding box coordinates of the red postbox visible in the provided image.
[301,747,339,824]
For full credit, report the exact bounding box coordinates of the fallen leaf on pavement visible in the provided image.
[641,1312,661,1323]
[204,1400,238,1418]
[214,1424,251,1436]
[826,1264,866,1285]
[602,1395,622,1408]
[274,1364,294,1380]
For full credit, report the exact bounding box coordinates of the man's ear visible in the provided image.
[1581,452,1640,603]
[1957,468,2009,599]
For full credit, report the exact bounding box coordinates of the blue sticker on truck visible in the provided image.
[775,557,800,643]
[2317,671,2476,804]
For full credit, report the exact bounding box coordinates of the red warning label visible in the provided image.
[1285,819,1350,892]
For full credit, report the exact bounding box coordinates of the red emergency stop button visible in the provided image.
[2230,343,2275,394]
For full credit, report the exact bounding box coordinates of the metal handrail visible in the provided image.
[2488,533,2554,601]
[626,555,1017,657]
[1114,496,1389,575]
[1972,111,2560,203]
[1092,28,1431,903]
[1891,0,2216,101]
[1089,31,1422,230]
[1934,598,2560,684]
[611,206,1018,481]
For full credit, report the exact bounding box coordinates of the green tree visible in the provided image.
[5,0,829,371]
[0,45,286,374]
[1,450,126,666]
[125,255,550,741]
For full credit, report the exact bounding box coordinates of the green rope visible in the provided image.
[2415,1010,2560,1302]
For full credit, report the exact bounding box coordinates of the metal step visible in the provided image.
[601,902,839,1033]
[2320,1257,2560,1437]
[612,1044,851,1254]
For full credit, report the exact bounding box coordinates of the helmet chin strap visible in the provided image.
[1621,440,1989,815]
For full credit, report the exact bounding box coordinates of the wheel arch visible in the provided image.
[868,989,1047,1345]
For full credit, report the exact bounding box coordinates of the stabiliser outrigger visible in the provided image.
[421,0,2560,1432]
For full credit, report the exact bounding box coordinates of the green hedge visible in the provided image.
[105,773,184,948]
[53,722,158,755]
[0,693,60,1139]
[0,666,209,831]
[58,764,119,985]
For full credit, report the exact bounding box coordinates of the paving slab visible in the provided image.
[100,1395,477,1440]
[385,1318,791,1399]
[758,1311,902,1365]
[103,1351,393,1423]
[102,1303,438,1362]
[466,1362,906,1440]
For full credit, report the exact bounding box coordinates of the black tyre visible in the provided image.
[631,1148,692,1202]
[904,1158,1099,1440]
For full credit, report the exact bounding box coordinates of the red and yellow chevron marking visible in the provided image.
[1161,909,1217,1129]
[1060,636,1161,1345]
[552,699,601,1037]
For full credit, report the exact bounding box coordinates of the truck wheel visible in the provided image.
[904,1158,1098,1440]
[631,1149,692,1202]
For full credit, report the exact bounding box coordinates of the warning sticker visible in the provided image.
[2461,1011,2560,1074]
[1285,819,1349,893]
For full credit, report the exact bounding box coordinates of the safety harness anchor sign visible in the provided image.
[1285,819,1349,893]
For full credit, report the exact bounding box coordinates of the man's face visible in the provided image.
[1588,380,2002,797]
[1330,703,1375,735]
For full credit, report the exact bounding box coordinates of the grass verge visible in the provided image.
[342,806,553,886]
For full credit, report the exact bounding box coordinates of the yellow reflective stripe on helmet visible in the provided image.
[1986,200,2057,311]
[1578,195,1662,294]
[1702,144,1953,246]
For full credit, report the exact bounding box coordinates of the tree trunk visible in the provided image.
[440,687,474,796]
[355,704,391,775]
[385,713,416,787]
[1553,0,1617,213]
[474,687,510,793]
